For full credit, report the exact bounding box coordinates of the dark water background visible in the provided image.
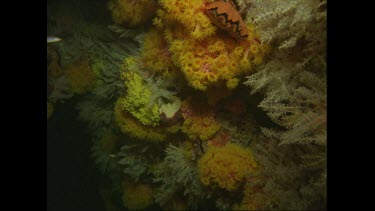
[47,97,106,211]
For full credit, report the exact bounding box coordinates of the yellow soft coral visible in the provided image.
[108,0,157,28]
[64,57,96,94]
[157,0,217,40]
[198,143,258,191]
[122,180,154,210]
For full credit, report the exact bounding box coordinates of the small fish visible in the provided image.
[47,36,62,43]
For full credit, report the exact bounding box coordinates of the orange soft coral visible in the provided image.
[198,143,258,191]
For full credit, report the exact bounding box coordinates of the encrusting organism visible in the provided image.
[202,0,249,40]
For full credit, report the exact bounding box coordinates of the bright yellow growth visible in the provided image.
[47,101,54,120]
[120,70,160,126]
[114,98,179,142]
[108,0,157,28]
[157,0,217,40]
[122,180,154,210]
[65,57,95,94]
[198,143,258,191]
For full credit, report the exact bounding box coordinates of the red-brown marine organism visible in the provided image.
[202,0,249,41]
[207,130,231,147]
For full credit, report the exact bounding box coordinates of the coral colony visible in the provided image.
[47,0,326,210]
